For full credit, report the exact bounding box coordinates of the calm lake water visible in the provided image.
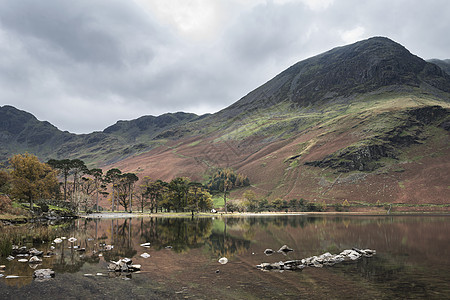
[1,215,449,299]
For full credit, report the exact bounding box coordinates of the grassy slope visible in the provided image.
[103,91,449,208]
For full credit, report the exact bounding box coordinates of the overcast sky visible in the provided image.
[1,0,449,133]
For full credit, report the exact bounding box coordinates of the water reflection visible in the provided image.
[0,215,449,299]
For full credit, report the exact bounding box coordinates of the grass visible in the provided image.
[212,195,225,207]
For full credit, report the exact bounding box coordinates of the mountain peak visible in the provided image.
[223,37,450,115]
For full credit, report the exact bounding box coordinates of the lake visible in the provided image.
[1,215,449,299]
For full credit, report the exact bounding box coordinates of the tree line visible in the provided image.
[0,153,213,214]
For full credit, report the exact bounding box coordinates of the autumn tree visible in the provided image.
[207,168,250,193]
[187,184,212,213]
[9,153,59,211]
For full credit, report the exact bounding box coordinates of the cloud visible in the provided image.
[0,0,448,133]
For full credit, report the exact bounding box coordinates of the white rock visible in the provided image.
[218,257,228,265]
[140,253,151,258]
[140,242,151,247]
[29,256,42,263]
[18,259,28,263]
[68,237,77,243]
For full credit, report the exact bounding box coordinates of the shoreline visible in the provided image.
[79,210,450,219]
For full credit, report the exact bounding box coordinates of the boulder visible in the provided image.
[29,248,44,256]
[218,257,228,265]
[29,256,42,263]
[257,248,376,271]
[33,269,55,281]
[107,258,140,273]
[277,245,294,253]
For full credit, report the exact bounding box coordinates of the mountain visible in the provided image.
[1,37,449,206]
[0,105,199,165]
[428,59,450,75]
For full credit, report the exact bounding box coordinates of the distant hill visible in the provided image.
[0,105,199,165]
[1,37,449,205]
[428,59,450,75]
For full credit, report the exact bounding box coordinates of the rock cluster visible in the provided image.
[11,245,44,257]
[33,269,55,281]
[107,258,141,273]
[257,248,376,271]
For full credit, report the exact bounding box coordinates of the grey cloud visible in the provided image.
[0,0,449,133]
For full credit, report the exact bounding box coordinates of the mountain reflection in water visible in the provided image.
[0,215,449,299]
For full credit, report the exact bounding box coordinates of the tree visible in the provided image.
[115,173,139,212]
[105,168,122,211]
[226,202,239,213]
[70,159,88,197]
[243,190,258,212]
[168,177,190,212]
[188,182,204,213]
[47,159,72,201]
[140,177,167,213]
[0,168,10,194]
[196,188,213,212]
[9,153,58,211]
[223,179,231,213]
[88,168,104,212]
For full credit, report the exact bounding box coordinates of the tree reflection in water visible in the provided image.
[1,215,449,299]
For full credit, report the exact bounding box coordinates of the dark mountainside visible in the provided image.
[1,37,449,205]
[0,105,199,164]
[428,59,450,75]
[214,37,450,118]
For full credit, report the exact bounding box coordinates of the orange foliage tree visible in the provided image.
[9,153,59,211]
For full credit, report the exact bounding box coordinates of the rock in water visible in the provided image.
[257,248,376,272]
[264,249,275,255]
[218,257,228,265]
[29,256,42,263]
[277,245,294,253]
[33,269,55,280]
[29,248,44,256]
